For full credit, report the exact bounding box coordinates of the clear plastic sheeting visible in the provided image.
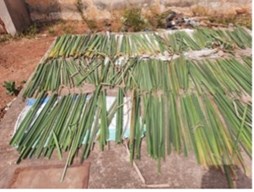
[14,96,142,142]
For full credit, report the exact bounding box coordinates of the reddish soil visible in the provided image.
[0,36,54,118]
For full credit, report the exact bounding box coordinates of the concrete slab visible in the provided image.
[87,142,252,188]
[0,0,31,35]
[7,163,90,188]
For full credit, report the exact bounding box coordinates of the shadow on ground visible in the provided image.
[201,166,252,188]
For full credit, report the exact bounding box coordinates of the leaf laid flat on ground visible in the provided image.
[12,27,252,183]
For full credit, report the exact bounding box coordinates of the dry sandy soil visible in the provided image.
[0,36,54,115]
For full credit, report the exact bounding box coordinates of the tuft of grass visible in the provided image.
[0,24,39,43]
[62,24,73,34]
[48,26,56,35]
[122,8,148,32]
[191,5,251,29]
[3,81,20,96]
[21,24,39,38]
[85,19,98,32]
[209,14,252,29]
[191,5,209,17]
[147,9,176,29]
[0,34,12,43]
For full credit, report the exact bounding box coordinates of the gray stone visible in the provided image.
[0,0,31,36]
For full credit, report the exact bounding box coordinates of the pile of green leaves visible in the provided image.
[48,26,251,58]
[11,26,252,184]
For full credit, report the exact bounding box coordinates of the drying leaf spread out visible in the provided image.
[10,26,252,183]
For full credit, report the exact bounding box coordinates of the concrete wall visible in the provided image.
[24,0,251,21]
[0,0,31,35]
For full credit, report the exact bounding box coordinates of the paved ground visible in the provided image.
[0,95,252,188]
[8,163,90,188]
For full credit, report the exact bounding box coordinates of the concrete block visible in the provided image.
[0,0,31,36]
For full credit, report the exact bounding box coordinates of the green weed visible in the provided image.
[3,81,20,96]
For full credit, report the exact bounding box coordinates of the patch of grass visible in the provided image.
[147,9,176,29]
[3,81,20,96]
[191,5,252,29]
[21,24,39,38]
[122,8,148,32]
[191,5,209,17]
[85,19,98,32]
[146,8,182,29]
[0,34,12,43]
[36,20,65,35]
[0,23,39,43]
[62,23,73,34]
[209,14,252,29]
[48,26,56,35]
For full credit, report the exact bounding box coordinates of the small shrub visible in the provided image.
[62,24,73,34]
[122,8,147,32]
[86,19,98,32]
[0,24,38,43]
[22,24,39,37]
[191,6,208,16]
[191,5,251,29]
[146,9,176,29]
[48,27,56,35]
[3,81,20,96]
[209,14,251,29]
[0,34,12,43]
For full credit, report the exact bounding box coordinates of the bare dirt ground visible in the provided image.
[0,36,54,113]
[0,21,252,188]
